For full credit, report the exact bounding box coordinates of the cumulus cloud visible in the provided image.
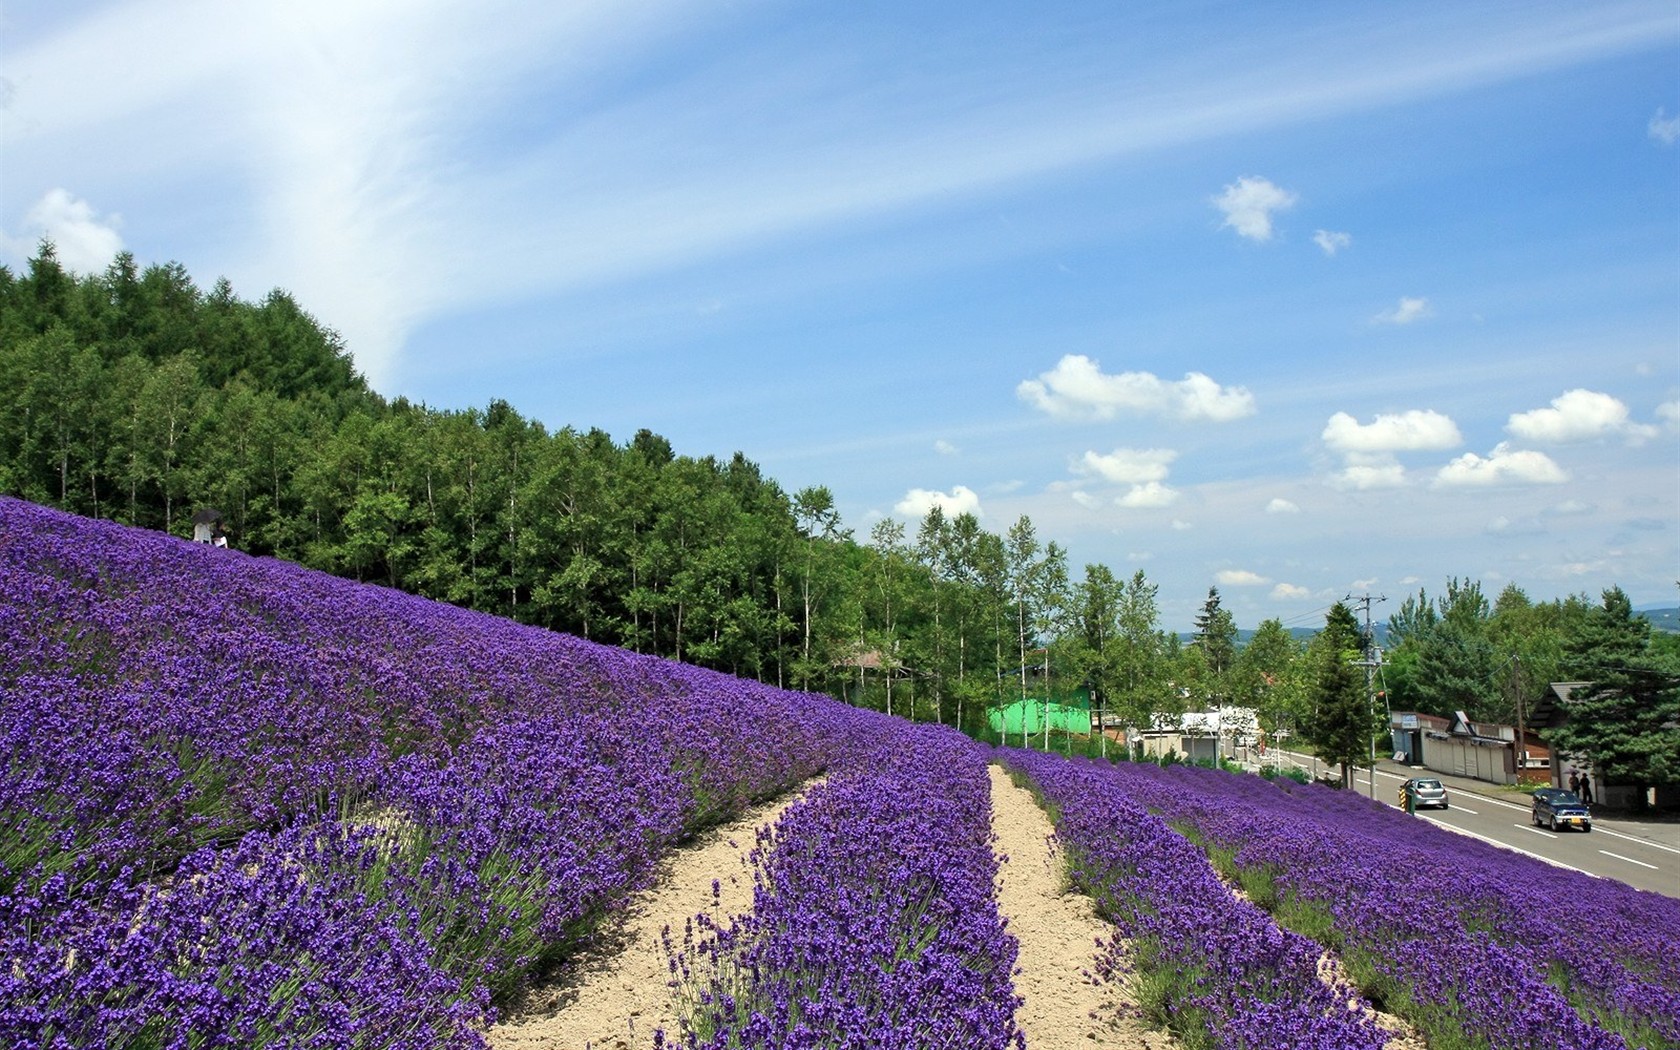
[1507,389,1657,444]
[1313,229,1352,256]
[2,189,123,273]
[1216,569,1269,586]
[1658,400,1680,428]
[1322,409,1462,453]
[1270,583,1310,600]
[1075,447,1177,485]
[1071,490,1101,509]
[1018,355,1255,422]
[1333,462,1408,490]
[1265,498,1299,514]
[1117,482,1179,508]
[1373,296,1431,325]
[1213,175,1296,241]
[895,485,982,518]
[1650,107,1680,145]
[934,439,959,455]
[1435,443,1567,486]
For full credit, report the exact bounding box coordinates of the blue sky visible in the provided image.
[4,1,1677,629]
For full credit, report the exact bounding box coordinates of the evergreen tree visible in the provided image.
[1300,602,1382,788]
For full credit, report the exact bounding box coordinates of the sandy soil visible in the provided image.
[488,789,810,1050]
[986,764,1178,1050]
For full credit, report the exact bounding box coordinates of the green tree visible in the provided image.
[1299,602,1382,788]
[1192,586,1237,709]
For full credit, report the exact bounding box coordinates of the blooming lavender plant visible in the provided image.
[1096,760,1676,1050]
[1000,748,1392,1050]
[660,723,1026,1050]
[1,497,839,1045]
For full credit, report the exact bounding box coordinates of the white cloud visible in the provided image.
[1071,490,1101,509]
[1075,447,1178,485]
[1018,355,1255,422]
[934,439,959,455]
[1216,569,1269,586]
[2,189,124,273]
[1170,519,1193,531]
[1373,296,1432,325]
[1650,107,1680,145]
[1323,409,1462,453]
[895,485,982,518]
[1313,229,1352,255]
[1212,175,1296,241]
[1435,443,1568,486]
[1117,482,1179,508]
[1507,389,1657,444]
[1265,498,1300,514]
[1551,499,1594,515]
[1270,583,1310,600]
[1333,462,1409,490]
[1657,400,1680,428]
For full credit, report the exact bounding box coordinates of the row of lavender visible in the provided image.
[999,748,1392,1050]
[1088,760,1680,1050]
[659,724,1024,1050]
[0,497,843,1047]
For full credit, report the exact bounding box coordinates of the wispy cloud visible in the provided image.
[1,188,123,273]
[1265,498,1300,514]
[1373,296,1432,325]
[934,439,960,455]
[1019,355,1255,422]
[1650,106,1680,144]
[1313,229,1352,255]
[1213,176,1296,241]
[1216,569,1269,586]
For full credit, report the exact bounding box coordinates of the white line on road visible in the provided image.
[1598,850,1659,871]
[1449,804,1478,815]
[1428,822,1598,877]
[1593,828,1680,857]
[1517,824,1554,838]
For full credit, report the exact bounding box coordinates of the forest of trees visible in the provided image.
[3,244,1675,790]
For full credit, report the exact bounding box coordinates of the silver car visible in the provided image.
[1403,777,1449,810]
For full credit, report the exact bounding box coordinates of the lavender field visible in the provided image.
[4,495,1677,1049]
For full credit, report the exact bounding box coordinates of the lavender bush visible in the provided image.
[1,497,837,1046]
[659,722,1025,1050]
[1097,760,1678,1050]
[1000,748,1392,1050]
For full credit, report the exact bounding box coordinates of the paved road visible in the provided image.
[1249,749,1680,898]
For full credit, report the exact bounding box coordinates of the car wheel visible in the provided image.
[1442,803,1449,810]
[1551,815,1560,832]
[1584,825,1592,833]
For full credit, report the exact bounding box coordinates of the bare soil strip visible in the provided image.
[986,764,1177,1050]
[488,789,812,1050]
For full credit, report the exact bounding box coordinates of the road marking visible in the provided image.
[1449,804,1478,815]
[1598,850,1659,871]
[1427,822,1598,877]
[1593,828,1680,857]
[1517,824,1555,838]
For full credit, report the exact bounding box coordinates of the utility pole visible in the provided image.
[1347,592,1387,799]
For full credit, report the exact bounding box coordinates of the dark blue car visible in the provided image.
[1532,787,1593,832]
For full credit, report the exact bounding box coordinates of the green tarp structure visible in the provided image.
[988,690,1091,736]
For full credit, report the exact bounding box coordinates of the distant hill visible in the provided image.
[1639,606,1680,634]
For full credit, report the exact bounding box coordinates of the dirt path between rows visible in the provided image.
[986,764,1177,1050]
[488,788,811,1050]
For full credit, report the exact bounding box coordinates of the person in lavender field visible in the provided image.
[212,525,228,549]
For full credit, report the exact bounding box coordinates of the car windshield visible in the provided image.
[1551,791,1582,805]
